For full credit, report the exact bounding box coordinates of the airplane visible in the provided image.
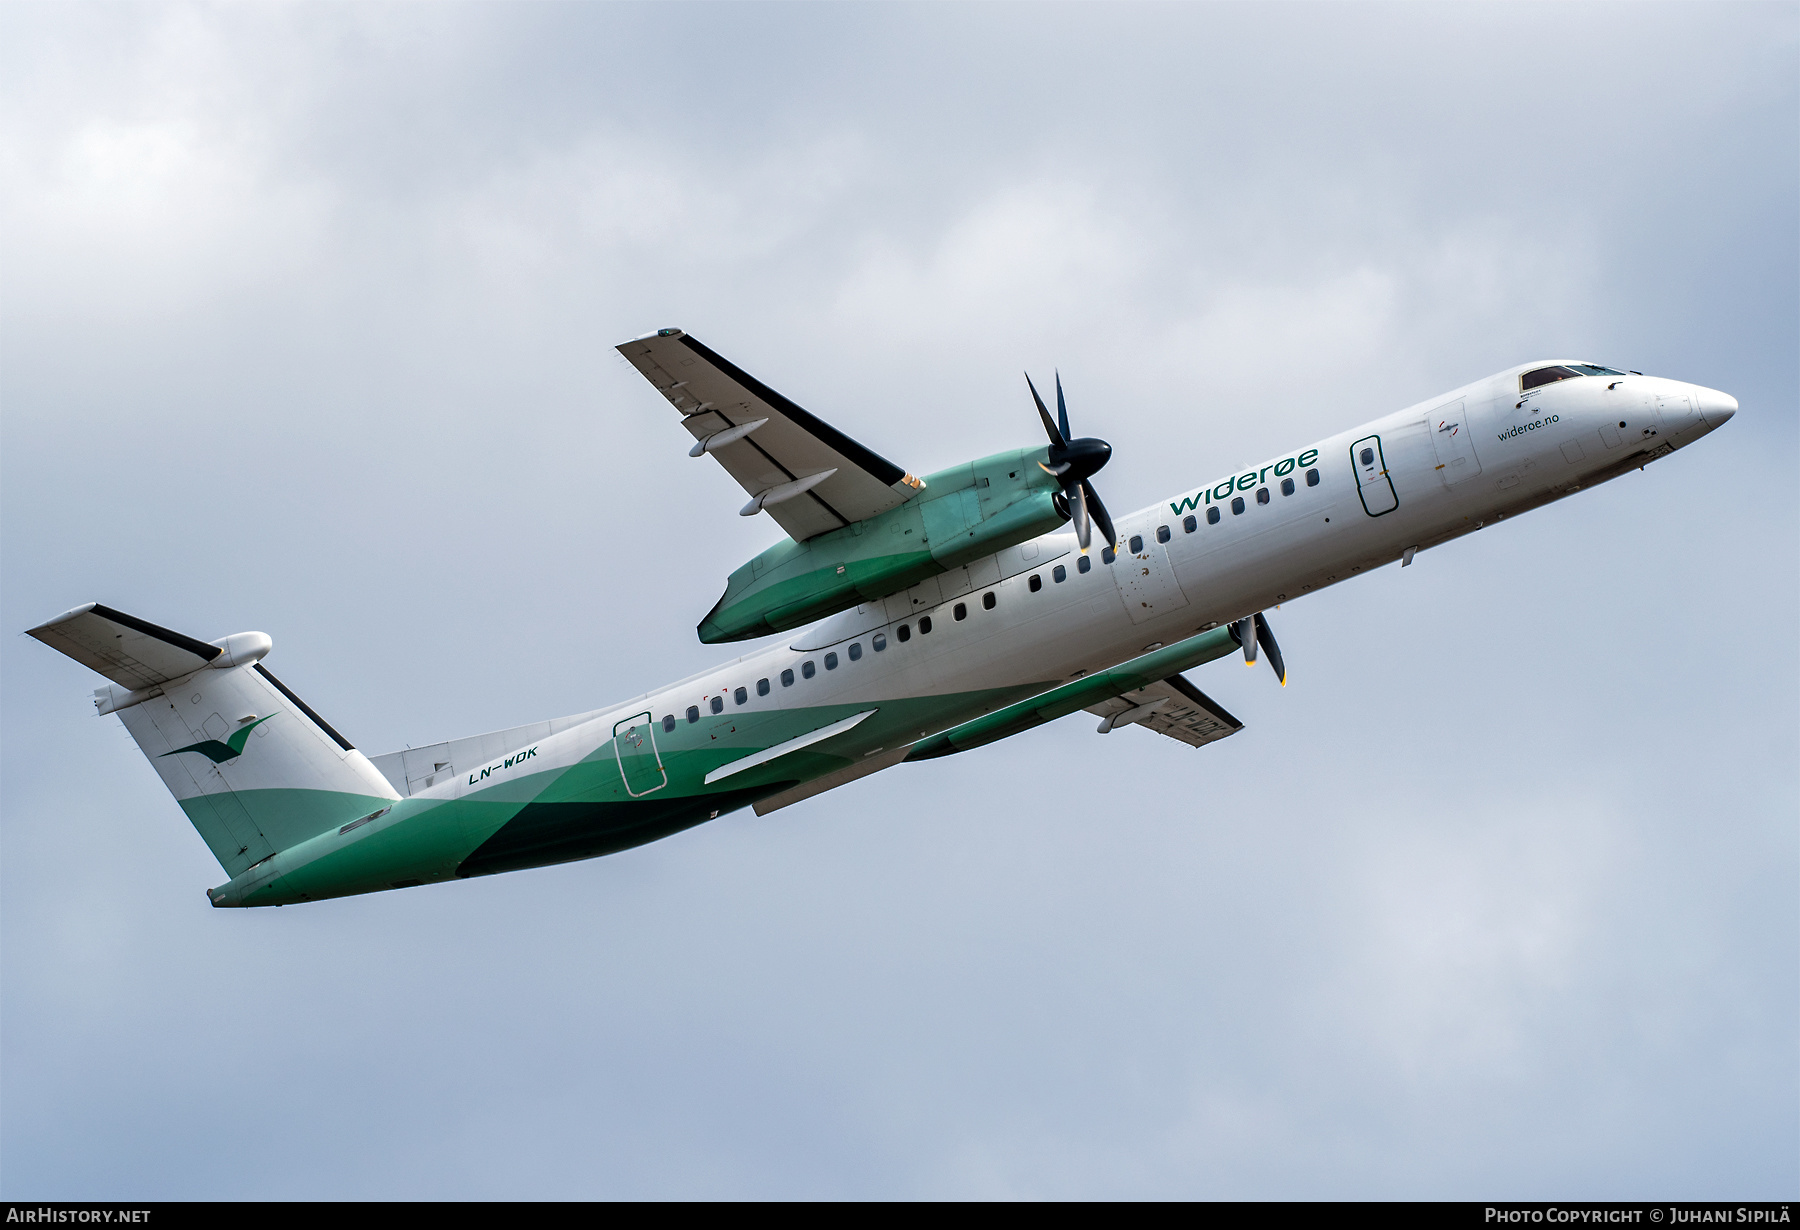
[27,330,1738,908]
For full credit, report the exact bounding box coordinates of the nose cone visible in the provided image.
[1694,385,1738,427]
[1058,436,1113,482]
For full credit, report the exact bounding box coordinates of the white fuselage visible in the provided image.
[412,362,1735,808]
[208,361,1735,904]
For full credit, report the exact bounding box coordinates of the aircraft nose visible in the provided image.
[1693,385,1738,427]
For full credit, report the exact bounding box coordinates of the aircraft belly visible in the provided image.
[455,789,771,878]
[456,686,1046,876]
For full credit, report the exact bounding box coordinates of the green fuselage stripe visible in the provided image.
[227,683,1043,906]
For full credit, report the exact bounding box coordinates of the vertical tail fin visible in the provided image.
[28,604,399,878]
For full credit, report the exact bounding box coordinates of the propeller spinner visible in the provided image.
[1026,372,1116,552]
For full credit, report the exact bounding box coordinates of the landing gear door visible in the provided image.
[1427,401,1482,487]
[1352,435,1398,516]
[613,712,668,797]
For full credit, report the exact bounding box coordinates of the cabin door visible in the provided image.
[612,712,668,798]
[1352,435,1399,516]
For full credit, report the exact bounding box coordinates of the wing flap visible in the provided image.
[27,603,222,690]
[617,330,923,540]
[1085,673,1244,748]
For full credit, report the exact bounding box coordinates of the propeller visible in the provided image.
[1026,372,1116,552]
[1229,612,1287,686]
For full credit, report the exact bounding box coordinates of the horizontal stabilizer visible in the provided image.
[27,603,222,690]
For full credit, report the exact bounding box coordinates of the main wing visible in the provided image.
[1086,673,1244,748]
[616,329,924,541]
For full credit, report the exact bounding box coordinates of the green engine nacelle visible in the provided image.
[698,446,1066,643]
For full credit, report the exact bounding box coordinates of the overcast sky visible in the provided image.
[3,1,1795,1199]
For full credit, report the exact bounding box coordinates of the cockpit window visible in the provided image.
[1521,366,1583,390]
[1522,363,1626,390]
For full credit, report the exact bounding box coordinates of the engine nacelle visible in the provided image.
[698,447,1066,643]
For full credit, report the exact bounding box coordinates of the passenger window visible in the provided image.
[1281,477,1295,496]
[802,660,816,678]
[1029,574,1042,592]
[1077,555,1091,573]
[983,592,997,609]
[1129,534,1143,553]
[1359,447,1374,466]
[1207,506,1221,525]
[779,670,793,687]
[1156,525,1171,544]
[1231,496,1245,515]
[734,686,748,705]
[710,696,724,715]
[1101,546,1115,564]
[849,642,863,661]
[1256,487,1270,505]
[954,603,967,621]
[1306,468,1319,487]
[686,705,700,724]
[897,624,912,642]
[758,677,772,695]
[662,714,675,733]
[824,652,838,670]
[1053,564,1066,583]
[1183,515,1196,533]
[873,632,887,651]
[918,616,932,634]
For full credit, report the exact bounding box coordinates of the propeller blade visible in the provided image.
[1025,374,1066,448]
[1082,479,1117,550]
[1028,370,1114,551]
[1253,611,1287,686]
[1068,482,1091,549]
[1232,618,1258,665]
